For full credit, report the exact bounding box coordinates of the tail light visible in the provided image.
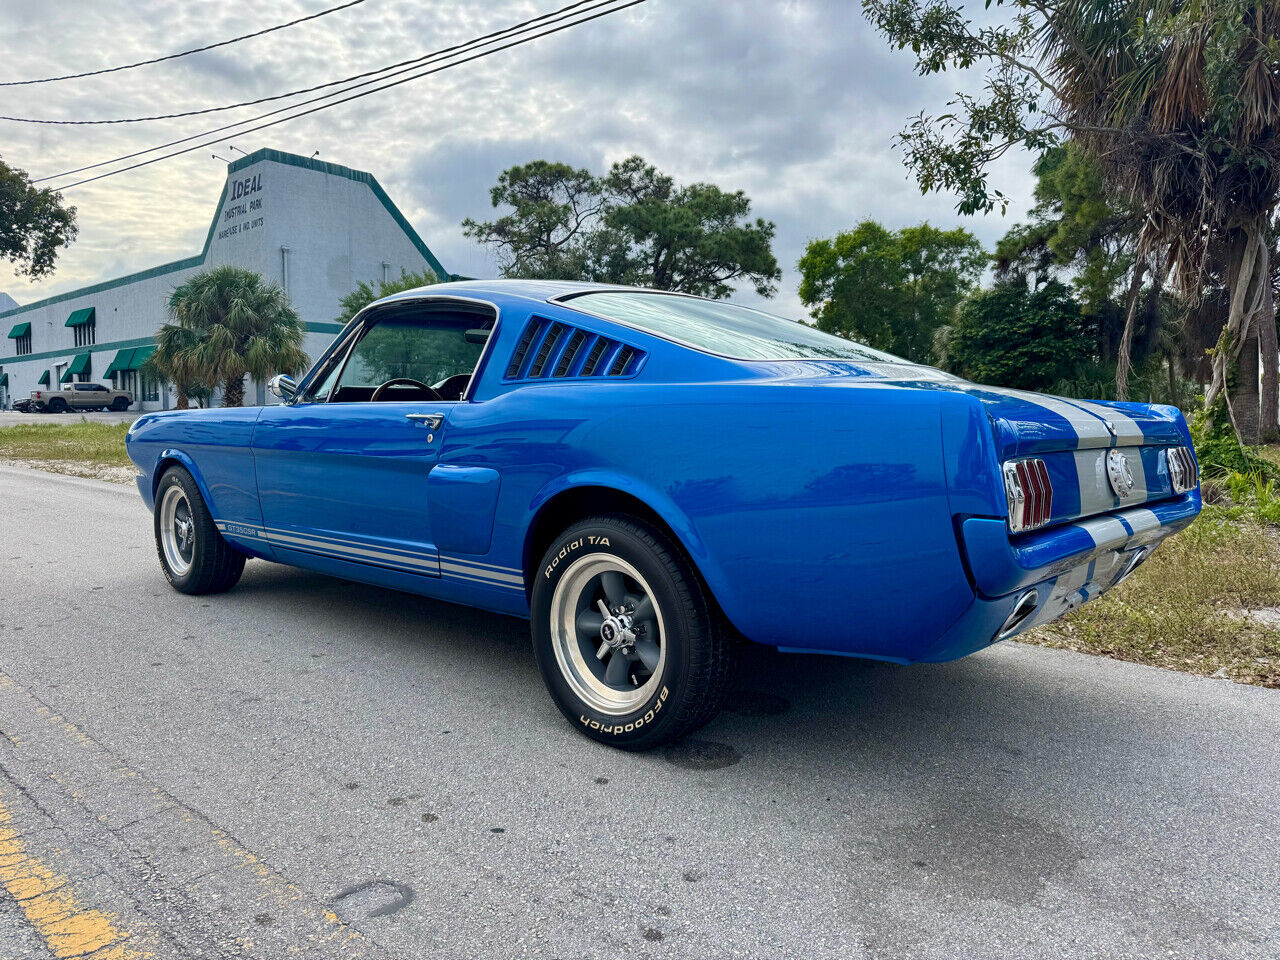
[1167,446,1198,494]
[1003,458,1053,533]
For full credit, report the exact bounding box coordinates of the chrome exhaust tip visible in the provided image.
[1115,547,1149,586]
[997,589,1039,641]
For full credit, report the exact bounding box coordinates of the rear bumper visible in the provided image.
[959,491,1201,598]
[915,491,1201,663]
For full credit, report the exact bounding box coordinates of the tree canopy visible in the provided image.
[862,0,1280,440]
[336,268,442,324]
[0,156,77,279]
[943,279,1093,392]
[798,220,984,363]
[463,156,781,299]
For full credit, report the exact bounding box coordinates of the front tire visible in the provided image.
[531,516,735,750]
[154,466,246,594]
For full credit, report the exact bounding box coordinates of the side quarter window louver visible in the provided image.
[580,337,609,376]
[505,319,542,379]
[505,318,644,381]
[554,329,588,377]
[609,346,637,376]
[528,323,566,378]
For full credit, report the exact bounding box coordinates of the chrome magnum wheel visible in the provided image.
[153,465,246,595]
[158,484,195,577]
[531,515,736,750]
[550,553,667,716]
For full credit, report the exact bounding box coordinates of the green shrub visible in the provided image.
[1190,406,1280,480]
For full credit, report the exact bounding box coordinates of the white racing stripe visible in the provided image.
[1074,450,1116,517]
[1066,398,1146,444]
[985,387,1114,449]
[1076,515,1129,549]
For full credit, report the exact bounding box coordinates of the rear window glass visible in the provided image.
[564,291,906,363]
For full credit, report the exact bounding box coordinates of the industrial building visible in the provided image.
[0,148,448,409]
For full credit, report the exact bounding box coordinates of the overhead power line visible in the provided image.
[46,0,645,192]
[0,0,367,87]
[6,0,602,126]
[34,0,618,185]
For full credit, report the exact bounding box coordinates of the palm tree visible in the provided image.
[863,0,1280,439]
[148,322,206,410]
[1042,0,1280,438]
[166,266,308,407]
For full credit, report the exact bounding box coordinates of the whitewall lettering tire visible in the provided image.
[531,516,735,750]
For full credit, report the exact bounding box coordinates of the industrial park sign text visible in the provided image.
[217,173,265,242]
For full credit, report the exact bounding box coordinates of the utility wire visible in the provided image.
[7,0,601,125]
[48,0,644,191]
[34,0,618,184]
[0,0,367,87]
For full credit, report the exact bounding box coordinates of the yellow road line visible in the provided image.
[0,796,145,959]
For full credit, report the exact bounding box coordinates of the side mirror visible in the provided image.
[267,373,298,403]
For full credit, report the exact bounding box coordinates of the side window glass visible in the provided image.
[329,313,490,403]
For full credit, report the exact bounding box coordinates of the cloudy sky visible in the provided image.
[0,0,1035,318]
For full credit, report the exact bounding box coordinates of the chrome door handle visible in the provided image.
[406,413,444,429]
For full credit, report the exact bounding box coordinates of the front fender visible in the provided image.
[151,449,216,513]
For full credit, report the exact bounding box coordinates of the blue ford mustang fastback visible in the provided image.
[126,280,1202,748]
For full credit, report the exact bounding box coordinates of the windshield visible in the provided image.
[563,291,907,363]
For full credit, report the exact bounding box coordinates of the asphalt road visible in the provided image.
[0,464,1276,959]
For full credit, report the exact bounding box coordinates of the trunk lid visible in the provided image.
[757,360,1191,526]
[758,360,1185,457]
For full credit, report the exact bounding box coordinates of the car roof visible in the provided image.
[373,279,681,310]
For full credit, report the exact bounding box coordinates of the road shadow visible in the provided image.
[197,562,1274,956]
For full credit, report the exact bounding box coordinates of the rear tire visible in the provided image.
[531,515,735,750]
[48,398,67,413]
[111,397,129,411]
[154,466,246,595]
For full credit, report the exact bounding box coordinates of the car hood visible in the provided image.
[752,359,1187,458]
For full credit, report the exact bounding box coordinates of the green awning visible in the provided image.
[103,348,136,377]
[65,307,95,327]
[61,353,91,382]
[7,322,30,338]
[103,345,156,377]
[0,373,8,388]
[37,370,50,386]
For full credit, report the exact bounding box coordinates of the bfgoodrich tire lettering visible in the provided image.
[154,466,246,595]
[531,515,735,750]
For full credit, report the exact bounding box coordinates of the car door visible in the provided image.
[251,299,493,578]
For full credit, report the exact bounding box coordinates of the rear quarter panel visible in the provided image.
[448,373,974,661]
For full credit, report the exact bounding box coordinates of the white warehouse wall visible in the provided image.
[0,149,448,410]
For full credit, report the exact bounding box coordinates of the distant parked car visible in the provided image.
[32,383,132,413]
[125,280,1203,749]
[11,398,34,413]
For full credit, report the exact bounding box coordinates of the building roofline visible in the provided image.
[0,148,447,320]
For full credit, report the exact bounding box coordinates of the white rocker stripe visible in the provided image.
[215,520,523,588]
[267,530,439,570]
[438,555,522,575]
[439,561,524,585]
[263,525,428,561]
[442,568,525,591]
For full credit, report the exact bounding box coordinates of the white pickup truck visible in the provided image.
[31,382,133,413]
